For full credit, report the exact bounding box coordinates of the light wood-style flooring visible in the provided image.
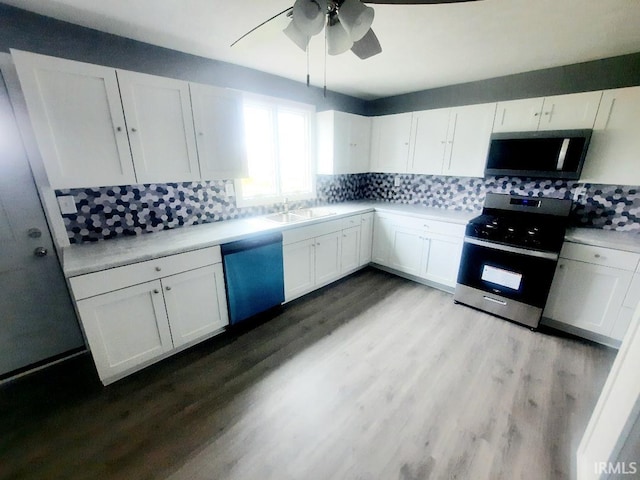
[0,268,616,480]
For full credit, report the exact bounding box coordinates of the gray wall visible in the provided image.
[367,52,640,116]
[0,3,367,115]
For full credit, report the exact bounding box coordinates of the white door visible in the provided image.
[11,50,135,188]
[422,235,464,287]
[117,70,200,183]
[0,69,84,377]
[190,83,247,179]
[340,226,361,274]
[314,232,342,285]
[372,215,394,266]
[162,264,229,349]
[370,113,412,172]
[444,103,496,177]
[492,97,544,132]
[580,86,640,185]
[544,259,632,336]
[409,107,450,174]
[76,280,173,382]
[349,113,372,173]
[283,239,315,301]
[359,212,374,266]
[389,225,424,276]
[538,91,603,131]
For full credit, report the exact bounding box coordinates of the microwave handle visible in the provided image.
[556,138,570,170]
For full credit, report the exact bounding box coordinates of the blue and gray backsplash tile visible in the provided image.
[57,174,640,243]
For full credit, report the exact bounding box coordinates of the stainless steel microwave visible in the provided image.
[484,129,592,180]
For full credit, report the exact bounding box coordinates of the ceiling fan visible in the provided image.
[231,0,482,60]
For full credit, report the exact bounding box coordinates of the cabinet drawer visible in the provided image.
[424,219,465,238]
[282,218,344,245]
[341,214,362,230]
[70,246,221,300]
[559,243,640,271]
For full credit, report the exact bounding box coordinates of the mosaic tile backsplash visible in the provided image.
[57,174,640,243]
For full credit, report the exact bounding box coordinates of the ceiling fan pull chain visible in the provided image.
[324,22,328,98]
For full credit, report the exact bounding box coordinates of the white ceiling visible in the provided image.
[4,0,640,100]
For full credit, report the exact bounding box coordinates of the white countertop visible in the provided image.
[565,227,640,254]
[62,201,477,278]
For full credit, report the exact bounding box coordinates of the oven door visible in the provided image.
[456,238,558,308]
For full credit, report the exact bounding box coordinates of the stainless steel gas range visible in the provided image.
[454,193,572,329]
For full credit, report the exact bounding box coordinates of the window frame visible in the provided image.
[235,93,316,208]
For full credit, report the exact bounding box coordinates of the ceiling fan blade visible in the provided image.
[364,0,481,4]
[351,29,382,60]
[230,6,293,47]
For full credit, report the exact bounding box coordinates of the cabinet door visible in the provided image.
[76,280,173,382]
[538,91,602,131]
[444,103,496,177]
[388,225,425,277]
[283,239,315,301]
[370,113,412,173]
[359,212,374,266]
[190,83,247,179]
[349,113,372,173]
[409,108,450,174]
[580,87,640,185]
[162,264,229,349]
[12,50,135,188]
[421,234,463,287]
[340,226,361,274]
[117,70,200,183]
[372,215,394,266]
[492,98,544,133]
[544,259,632,336]
[315,231,342,285]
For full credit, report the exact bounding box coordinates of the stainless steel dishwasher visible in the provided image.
[220,232,285,326]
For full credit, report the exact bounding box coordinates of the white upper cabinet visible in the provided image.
[444,103,497,177]
[12,50,136,189]
[493,97,545,133]
[190,83,247,179]
[117,70,200,184]
[493,91,602,132]
[370,112,412,173]
[317,110,371,174]
[580,86,640,185]
[409,107,450,175]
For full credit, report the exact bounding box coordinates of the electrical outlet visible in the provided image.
[225,182,235,197]
[394,176,401,187]
[57,195,77,215]
[572,185,586,201]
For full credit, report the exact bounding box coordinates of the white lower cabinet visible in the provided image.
[283,213,370,302]
[372,212,465,289]
[543,242,640,345]
[70,247,228,384]
[359,212,374,265]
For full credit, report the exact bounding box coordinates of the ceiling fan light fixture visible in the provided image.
[326,15,353,55]
[292,0,327,36]
[283,21,311,51]
[338,0,375,42]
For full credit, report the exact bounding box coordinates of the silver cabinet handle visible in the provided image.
[28,228,42,238]
[594,254,601,258]
[166,286,172,291]
[534,112,540,117]
[153,289,160,294]
[483,296,507,306]
[131,127,138,132]
[116,126,122,132]
[33,246,47,257]
[155,266,162,272]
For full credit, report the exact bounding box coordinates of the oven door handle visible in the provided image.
[464,237,559,261]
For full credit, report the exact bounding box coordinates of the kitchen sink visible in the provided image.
[265,208,336,223]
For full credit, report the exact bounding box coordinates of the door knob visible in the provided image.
[34,247,48,257]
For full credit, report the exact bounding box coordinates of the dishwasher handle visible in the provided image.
[221,232,283,256]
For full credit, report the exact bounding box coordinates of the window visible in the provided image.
[235,95,315,207]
